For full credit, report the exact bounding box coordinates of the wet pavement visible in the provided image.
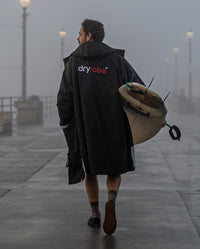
[0,111,200,249]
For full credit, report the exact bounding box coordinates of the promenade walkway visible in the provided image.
[0,111,200,249]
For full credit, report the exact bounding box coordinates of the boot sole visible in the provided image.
[103,201,117,235]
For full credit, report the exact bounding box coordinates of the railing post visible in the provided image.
[0,97,4,120]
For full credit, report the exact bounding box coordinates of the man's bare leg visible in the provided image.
[107,175,121,193]
[85,174,101,228]
[85,174,99,203]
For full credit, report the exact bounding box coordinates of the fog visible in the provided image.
[0,0,200,98]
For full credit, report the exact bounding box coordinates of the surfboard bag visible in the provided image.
[119,82,168,144]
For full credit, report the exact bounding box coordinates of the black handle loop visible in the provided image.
[167,124,181,141]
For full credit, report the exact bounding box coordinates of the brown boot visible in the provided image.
[103,200,117,235]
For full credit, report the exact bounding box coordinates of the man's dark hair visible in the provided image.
[81,19,105,42]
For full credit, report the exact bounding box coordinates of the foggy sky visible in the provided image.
[0,0,200,98]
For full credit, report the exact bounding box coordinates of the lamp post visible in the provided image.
[173,48,179,93]
[186,30,194,101]
[20,0,30,100]
[59,29,66,59]
[164,57,170,92]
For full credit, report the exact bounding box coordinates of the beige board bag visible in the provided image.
[119,82,167,144]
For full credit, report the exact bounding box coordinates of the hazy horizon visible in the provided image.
[0,0,200,98]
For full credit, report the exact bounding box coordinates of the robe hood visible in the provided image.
[71,41,120,60]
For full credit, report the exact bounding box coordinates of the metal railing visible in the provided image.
[0,97,21,125]
[0,96,57,133]
[39,96,57,118]
[192,96,200,115]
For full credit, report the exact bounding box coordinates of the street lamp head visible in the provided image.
[187,30,194,39]
[59,29,66,38]
[20,0,30,8]
[173,48,179,53]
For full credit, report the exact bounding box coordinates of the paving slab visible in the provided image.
[0,150,60,182]
[0,188,199,249]
[0,189,10,198]
[179,192,200,237]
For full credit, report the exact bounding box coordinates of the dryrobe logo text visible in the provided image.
[78,65,108,74]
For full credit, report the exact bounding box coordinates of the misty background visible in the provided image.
[0,0,199,99]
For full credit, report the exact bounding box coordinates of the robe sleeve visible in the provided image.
[57,60,74,126]
[57,59,85,184]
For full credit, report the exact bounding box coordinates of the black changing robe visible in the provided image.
[57,41,144,179]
